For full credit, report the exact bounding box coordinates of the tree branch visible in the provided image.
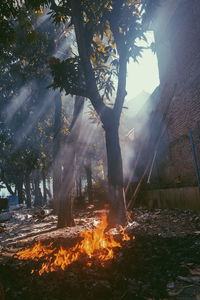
[113,52,127,119]
[109,1,128,120]
[71,0,107,121]
[69,95,84,131]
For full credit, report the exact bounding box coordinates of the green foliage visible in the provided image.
[0,9,64,188]
[46,0,158,103]
[0,0,158,191]
[0,0,158,102]
[49,56,87,96]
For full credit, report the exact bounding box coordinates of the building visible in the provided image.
[132,0,200,209]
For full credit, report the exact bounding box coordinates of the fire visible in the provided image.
[16,215,131,275]
[16,242,54,260]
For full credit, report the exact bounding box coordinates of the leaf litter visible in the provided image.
[1,207,200,299]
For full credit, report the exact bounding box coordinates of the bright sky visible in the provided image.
[126,32,160,100]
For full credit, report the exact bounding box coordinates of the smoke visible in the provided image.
[120,86,161,183]
[51,97,106,193]
[13,88,56,149]
[5,81,34,124]
[53,28,76,59]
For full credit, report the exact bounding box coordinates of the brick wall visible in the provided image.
[133,0,200,189]
[153,0,200,187]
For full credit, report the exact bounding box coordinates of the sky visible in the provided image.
[126,32,160,101]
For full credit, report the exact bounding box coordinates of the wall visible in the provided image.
[130,0,200,209]
[149,0,200,188]
[139,187,200,210]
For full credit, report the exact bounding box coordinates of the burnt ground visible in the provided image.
[1,207,200,300]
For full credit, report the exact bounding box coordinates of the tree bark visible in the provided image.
[25,173,31,208]
[104,123,127,226]
[57,96,84,228]
[78,174,83,200]
[85,158,93,203]
[57,145,75,228]
[76,173,83,202]
[42,170,47,204]
[53,92,62,213]
[16,177,24,204]
[34,170,42,206]
[5,182,15,196]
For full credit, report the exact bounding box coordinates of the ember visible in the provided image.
[16,215,131,275]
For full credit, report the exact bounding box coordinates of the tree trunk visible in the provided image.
[25,173,31,208]
[34,171,42,206]
[76,173,83,203]
[85,159,93,203]
[16,177,24,204]
[42,171,47,204]
[102,155,107,180]
[57,96,84,228]
[5,182,15,196]
[78,174,83,200]
[53,93,62,213]
[57,145,75,228]
[71,0,128,226]
[105,125,127,226]
[57,194,74,227]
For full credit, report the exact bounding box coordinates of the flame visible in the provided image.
[16,242,54,260]
[16,215,131,275]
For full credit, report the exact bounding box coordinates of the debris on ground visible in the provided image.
[1,207,200,299]
[0,212,13,223]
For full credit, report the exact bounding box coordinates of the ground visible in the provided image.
[1,206,200,299]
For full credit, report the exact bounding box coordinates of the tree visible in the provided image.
[0,8,59,206]
[48,0,156,226]
[57,95,84,227]
[0,0,157,226]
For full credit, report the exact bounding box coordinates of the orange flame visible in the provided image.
[16,242,54,260]
[16,215,131,275]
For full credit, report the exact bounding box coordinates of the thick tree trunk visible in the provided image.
[25,173,31,208]
[105,125,127,226]
[57,145,75,228]
[57,194,74,227]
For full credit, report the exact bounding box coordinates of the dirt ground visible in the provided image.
[1,206,200,300]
